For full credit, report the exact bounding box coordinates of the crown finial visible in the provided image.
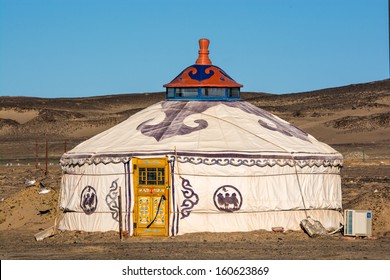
[195,38,212,65]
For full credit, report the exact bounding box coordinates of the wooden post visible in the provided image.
[45,139,48,175]
[35,141,39,169]
[118,186,123,240]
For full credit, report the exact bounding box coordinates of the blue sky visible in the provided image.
[0,0,388,98]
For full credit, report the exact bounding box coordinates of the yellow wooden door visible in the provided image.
[133,158,170,236]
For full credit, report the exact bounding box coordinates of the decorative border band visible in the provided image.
[61,151,343,168]
[175,156,342,168]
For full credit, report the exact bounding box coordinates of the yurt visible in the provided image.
[59,39,343,236]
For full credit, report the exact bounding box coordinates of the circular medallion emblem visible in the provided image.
[213,185,242,212]
[80,186,98,215]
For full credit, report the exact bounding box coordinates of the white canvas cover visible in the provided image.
[59,100,343,234]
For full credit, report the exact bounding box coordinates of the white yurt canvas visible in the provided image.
[58,39,343,236]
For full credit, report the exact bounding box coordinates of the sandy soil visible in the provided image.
[0,162,389,260]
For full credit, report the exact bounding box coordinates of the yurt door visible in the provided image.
[133,158,170,236]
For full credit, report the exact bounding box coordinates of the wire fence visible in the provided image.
[0,140,81,170]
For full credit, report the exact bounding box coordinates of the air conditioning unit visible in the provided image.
[344,209,372,236]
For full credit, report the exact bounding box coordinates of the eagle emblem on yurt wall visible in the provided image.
[213,185,243,212]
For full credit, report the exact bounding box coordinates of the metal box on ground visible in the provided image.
[344,209,372,237]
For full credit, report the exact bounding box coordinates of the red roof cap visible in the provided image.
[195,38,212,65]
[164,39,243,88]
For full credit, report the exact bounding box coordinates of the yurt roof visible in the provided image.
[61,39,342,167]
[61,100,342,167]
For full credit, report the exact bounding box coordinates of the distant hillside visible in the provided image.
[0,79,389,162]
[242,79,390,115]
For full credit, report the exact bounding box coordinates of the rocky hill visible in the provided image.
[0,79,389,163]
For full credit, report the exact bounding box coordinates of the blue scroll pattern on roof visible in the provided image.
[188,65,215,81]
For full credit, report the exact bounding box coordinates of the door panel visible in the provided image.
[133,158,170,236]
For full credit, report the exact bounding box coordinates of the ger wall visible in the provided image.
[170,158,342,235]
[58,157,342,235]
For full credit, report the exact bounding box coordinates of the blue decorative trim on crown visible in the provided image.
[188,65,215,81]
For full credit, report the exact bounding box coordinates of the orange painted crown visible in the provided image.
[164,38,243,88]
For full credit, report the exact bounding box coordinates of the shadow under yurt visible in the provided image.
[59,38,343,237]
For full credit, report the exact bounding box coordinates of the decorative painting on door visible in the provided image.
[133,158,170,236]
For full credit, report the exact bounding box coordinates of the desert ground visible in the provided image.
[1,79,390,259]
